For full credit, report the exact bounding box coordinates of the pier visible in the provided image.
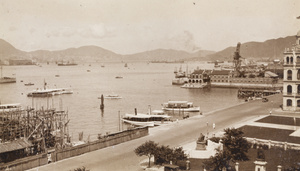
[237,88,281,99]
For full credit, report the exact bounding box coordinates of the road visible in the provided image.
[28,94,282,171]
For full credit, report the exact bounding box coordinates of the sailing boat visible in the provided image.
[0,65,16,84]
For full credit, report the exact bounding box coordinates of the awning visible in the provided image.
[0,139,33,153]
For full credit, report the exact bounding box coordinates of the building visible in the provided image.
[187,69,211,84]
[282,30,300,111]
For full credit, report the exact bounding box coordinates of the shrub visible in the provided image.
[209,137,221,143]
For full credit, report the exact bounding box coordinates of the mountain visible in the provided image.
[29,46,122,63]
[0,39,25,60]
[0,35,297,63]
[207,36,296,61]
[123,49,214,62]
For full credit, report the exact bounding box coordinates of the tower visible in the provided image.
[282,30,300,111]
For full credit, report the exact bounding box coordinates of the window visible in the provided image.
[291,57,294,64]
[287,85,292,94]
[298,85,300,94]
[297,100,300,107]
[287,70,292,80]
[287,99,292,106]
[287,57,290,64]
[297,56,300,63]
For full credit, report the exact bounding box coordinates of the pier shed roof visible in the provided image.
[211,70,231,75]
[0,139,32,153]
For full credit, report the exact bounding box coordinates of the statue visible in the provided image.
[197,133,205,143]
[196,133,206,150]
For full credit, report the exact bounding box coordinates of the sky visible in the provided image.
[1,0,300,54]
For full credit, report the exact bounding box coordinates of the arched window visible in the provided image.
[287,85,292,94]
[298,85,300,94]
[298,100,300,107]
[298,70,300,80]
[291,57,294,64]
[287,70,292,80]
[287,99,292,106]
[286,57,290,64]
[297,56,300,63]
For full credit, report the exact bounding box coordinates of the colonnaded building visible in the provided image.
[283,30,300,111]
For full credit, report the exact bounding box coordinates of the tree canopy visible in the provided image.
[134,140,158,167]
[204,127,250,170]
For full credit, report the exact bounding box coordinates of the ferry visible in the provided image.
[27,88,73,97]
[162,101,200,112]
[0,103,22,113]
[122,113,171,127]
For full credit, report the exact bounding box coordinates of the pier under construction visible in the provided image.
[0,107,70,163]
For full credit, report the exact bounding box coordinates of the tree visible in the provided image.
[203,128,250,170]
[222,127,250,162]
[134,141,158,168]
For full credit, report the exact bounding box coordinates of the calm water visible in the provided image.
[0,62,242,141]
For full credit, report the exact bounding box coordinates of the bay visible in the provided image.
[0,62,242,141]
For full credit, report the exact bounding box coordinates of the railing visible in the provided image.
[246,137,300,150]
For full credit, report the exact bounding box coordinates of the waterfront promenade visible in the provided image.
[28,94,283,171]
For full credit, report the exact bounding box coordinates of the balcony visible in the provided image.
[283,92,300,97]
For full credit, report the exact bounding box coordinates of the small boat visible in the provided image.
[55,75,60,77]
[0,103,22,113]
[115,76,123,79]
[162,101,200,112]
[122,113,171,127]
[87,70,91,72]
[0,66,16,84]
[181,83,207,89]
[24,82,34,86]
[102,94,122,99]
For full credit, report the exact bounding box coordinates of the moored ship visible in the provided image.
[0,66,16,84]
[162,101,200,112]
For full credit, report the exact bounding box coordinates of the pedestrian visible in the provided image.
[213,123,215,129]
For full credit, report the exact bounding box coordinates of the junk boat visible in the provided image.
[172,65,189,85]
[162,101,200,112]
[122,113,171,127]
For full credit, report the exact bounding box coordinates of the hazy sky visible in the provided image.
[1,0,300,54]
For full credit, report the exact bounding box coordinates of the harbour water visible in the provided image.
[0,62,242,141]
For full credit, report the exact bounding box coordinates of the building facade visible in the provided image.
[282,30,300,111]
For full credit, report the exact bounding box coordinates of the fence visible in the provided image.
[1,127,148,170]
[0,153,47,171]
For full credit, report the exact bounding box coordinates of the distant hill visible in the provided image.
[207,36,296,61]
[123,49,214,62]
[29,46,122,63]
[0,35,297,63]
[0,39,25,60]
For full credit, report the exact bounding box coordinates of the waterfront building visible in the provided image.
[282,30,300,111]
[187,69,211,84]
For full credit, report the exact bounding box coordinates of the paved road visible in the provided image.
[28,94,282,171]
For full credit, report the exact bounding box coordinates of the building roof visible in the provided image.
[211,70,231,75]
[0,139,32,153]
[264,71,278,78]
[191,69,205,74]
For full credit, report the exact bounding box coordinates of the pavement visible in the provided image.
[27,93,287,171]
